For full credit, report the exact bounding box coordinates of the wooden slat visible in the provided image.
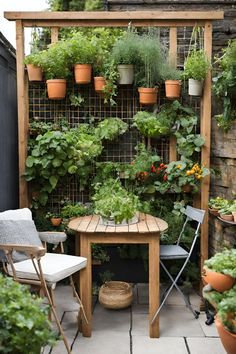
[137,219,149,233]
[128,222,138,232]
[16,20,28,208]
[68,216,82,231]
[105,226,116,233]
[4,11,224,21]
[51,27,59,43]
[20,19,207,28]
[200,21,212,267]
[95,220,107,232]
[155,217,168,232]
[145,214,160,232]
[114,225,129,233]
[77,215,93,232]
[86,215,100,233]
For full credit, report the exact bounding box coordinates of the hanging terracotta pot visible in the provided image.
[117,65,134,85]
[138,87,158,105]
[165,80,181,98]
[188,79,203,96]
[94,76,106,93]
[26,64,43,81]
[46,79,66,100]
[220,213,234,222]
[208,208,220,217]
[215,316,236,354]
[74,64,92,84]
[202,266,235,292]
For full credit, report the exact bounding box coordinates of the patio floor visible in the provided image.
[43,284,226,354]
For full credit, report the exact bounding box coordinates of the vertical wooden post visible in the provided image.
[200,21,212,267]
[16,20,28,207]
[169,27,177,162]
[51,27,59,43]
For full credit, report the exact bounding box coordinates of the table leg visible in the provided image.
[149,235,160,338]
[80,234,92,337]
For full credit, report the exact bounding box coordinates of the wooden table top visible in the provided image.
[68,213,168,234]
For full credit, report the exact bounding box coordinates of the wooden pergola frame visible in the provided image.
[4,10,224,274]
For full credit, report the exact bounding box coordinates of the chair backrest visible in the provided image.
[177,206,205,247]
[0,208,32,221]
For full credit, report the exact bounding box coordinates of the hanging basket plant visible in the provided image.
[24,53,43,81]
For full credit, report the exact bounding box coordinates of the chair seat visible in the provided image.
[8,253,87,284]
[160,245,189,259]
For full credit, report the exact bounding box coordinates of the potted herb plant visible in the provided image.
[136,34,164,105]
[111,29,141,85]
[133,111,173,138]
[92,178,139,225]
[0,274,57,353]
[208,197,228,216]
[184,49,211,96]
[95,117,128,141]
[162,63,182,99]
[67,33,97,84]
[24,52,43,81]
[40,41,71,99]
[46,211,62,227]
[202,249,236,292]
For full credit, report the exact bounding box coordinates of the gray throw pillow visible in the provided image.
[0,220,42,262]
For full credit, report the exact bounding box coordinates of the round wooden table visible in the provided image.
[68,212,168,338]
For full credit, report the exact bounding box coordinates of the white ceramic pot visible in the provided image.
[117,64,134,85]
[188,78,203,96]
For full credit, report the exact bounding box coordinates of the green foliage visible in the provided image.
[24,52,42,66]
[184,49,211,81]
[217,296,236,334]
[25,125,103,206]
[111,29,141,65]
[161,63,182,81]
[85,0,103,10]
[95,118,128,141]
[208,197,228,210]
[92,244,110,263]
[102,59,119,106]
[29,117,69,136]
[129,144,161,180]
[0,274,57,353]
[69,93,85,107]
[61,202,92,219]
[213,39,236,131]
[133,111,172,137]
[175,134,205,157]
[67,32,98,65]
[39,41,72,80]
[135,33,164,87]
[204,249,236,278]
[92,178,139,224]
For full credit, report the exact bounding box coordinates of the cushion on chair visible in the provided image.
[0,220,42,262]
[7,253,87,284]
[0,208,32,221]
[160,245,189,259]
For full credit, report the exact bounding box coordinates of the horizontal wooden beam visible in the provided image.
[4,10,224,22]
[20,19,207,28]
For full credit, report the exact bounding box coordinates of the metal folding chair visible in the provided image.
[152,205,206,324]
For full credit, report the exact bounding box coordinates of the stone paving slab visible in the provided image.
[132,336,188,354]
[132,306,205,337]
[72,331,130,354]
[186,337,226,354]
[92,303,131,332]
[197,313,219,337]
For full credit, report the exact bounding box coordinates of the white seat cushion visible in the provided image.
[160,245,189,259]
[8,253,87,284]
[0,208,32,220]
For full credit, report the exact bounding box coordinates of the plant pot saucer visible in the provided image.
[99,213,139,227]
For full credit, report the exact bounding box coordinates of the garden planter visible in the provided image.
[138,87,158,105]
[209,208,220,217]
[46,79,66,99]
[117,64,134,85]
[220,213,234,222]
[99,281,133,309]
[188,79,203,96]
[100,213,139,227]
[202,266,235,292]
[215,316,236,354]
[94,76,106,93]
[26,64,43,81]
[74,64,92,84]
[165,80,181,98]
[50,217,62,227]
[232,212,236,222]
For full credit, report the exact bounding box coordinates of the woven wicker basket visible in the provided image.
[99,281,133,309]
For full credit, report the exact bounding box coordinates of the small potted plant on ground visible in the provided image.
[40,41,71,99]
[111,29,141,85]
[136,34,164,105]
[24,52,43,81]
[0,274,57,353]
[202,248,236,292]
[46,212,62,227]
[184,49,211,96]
[92,178,139,225]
